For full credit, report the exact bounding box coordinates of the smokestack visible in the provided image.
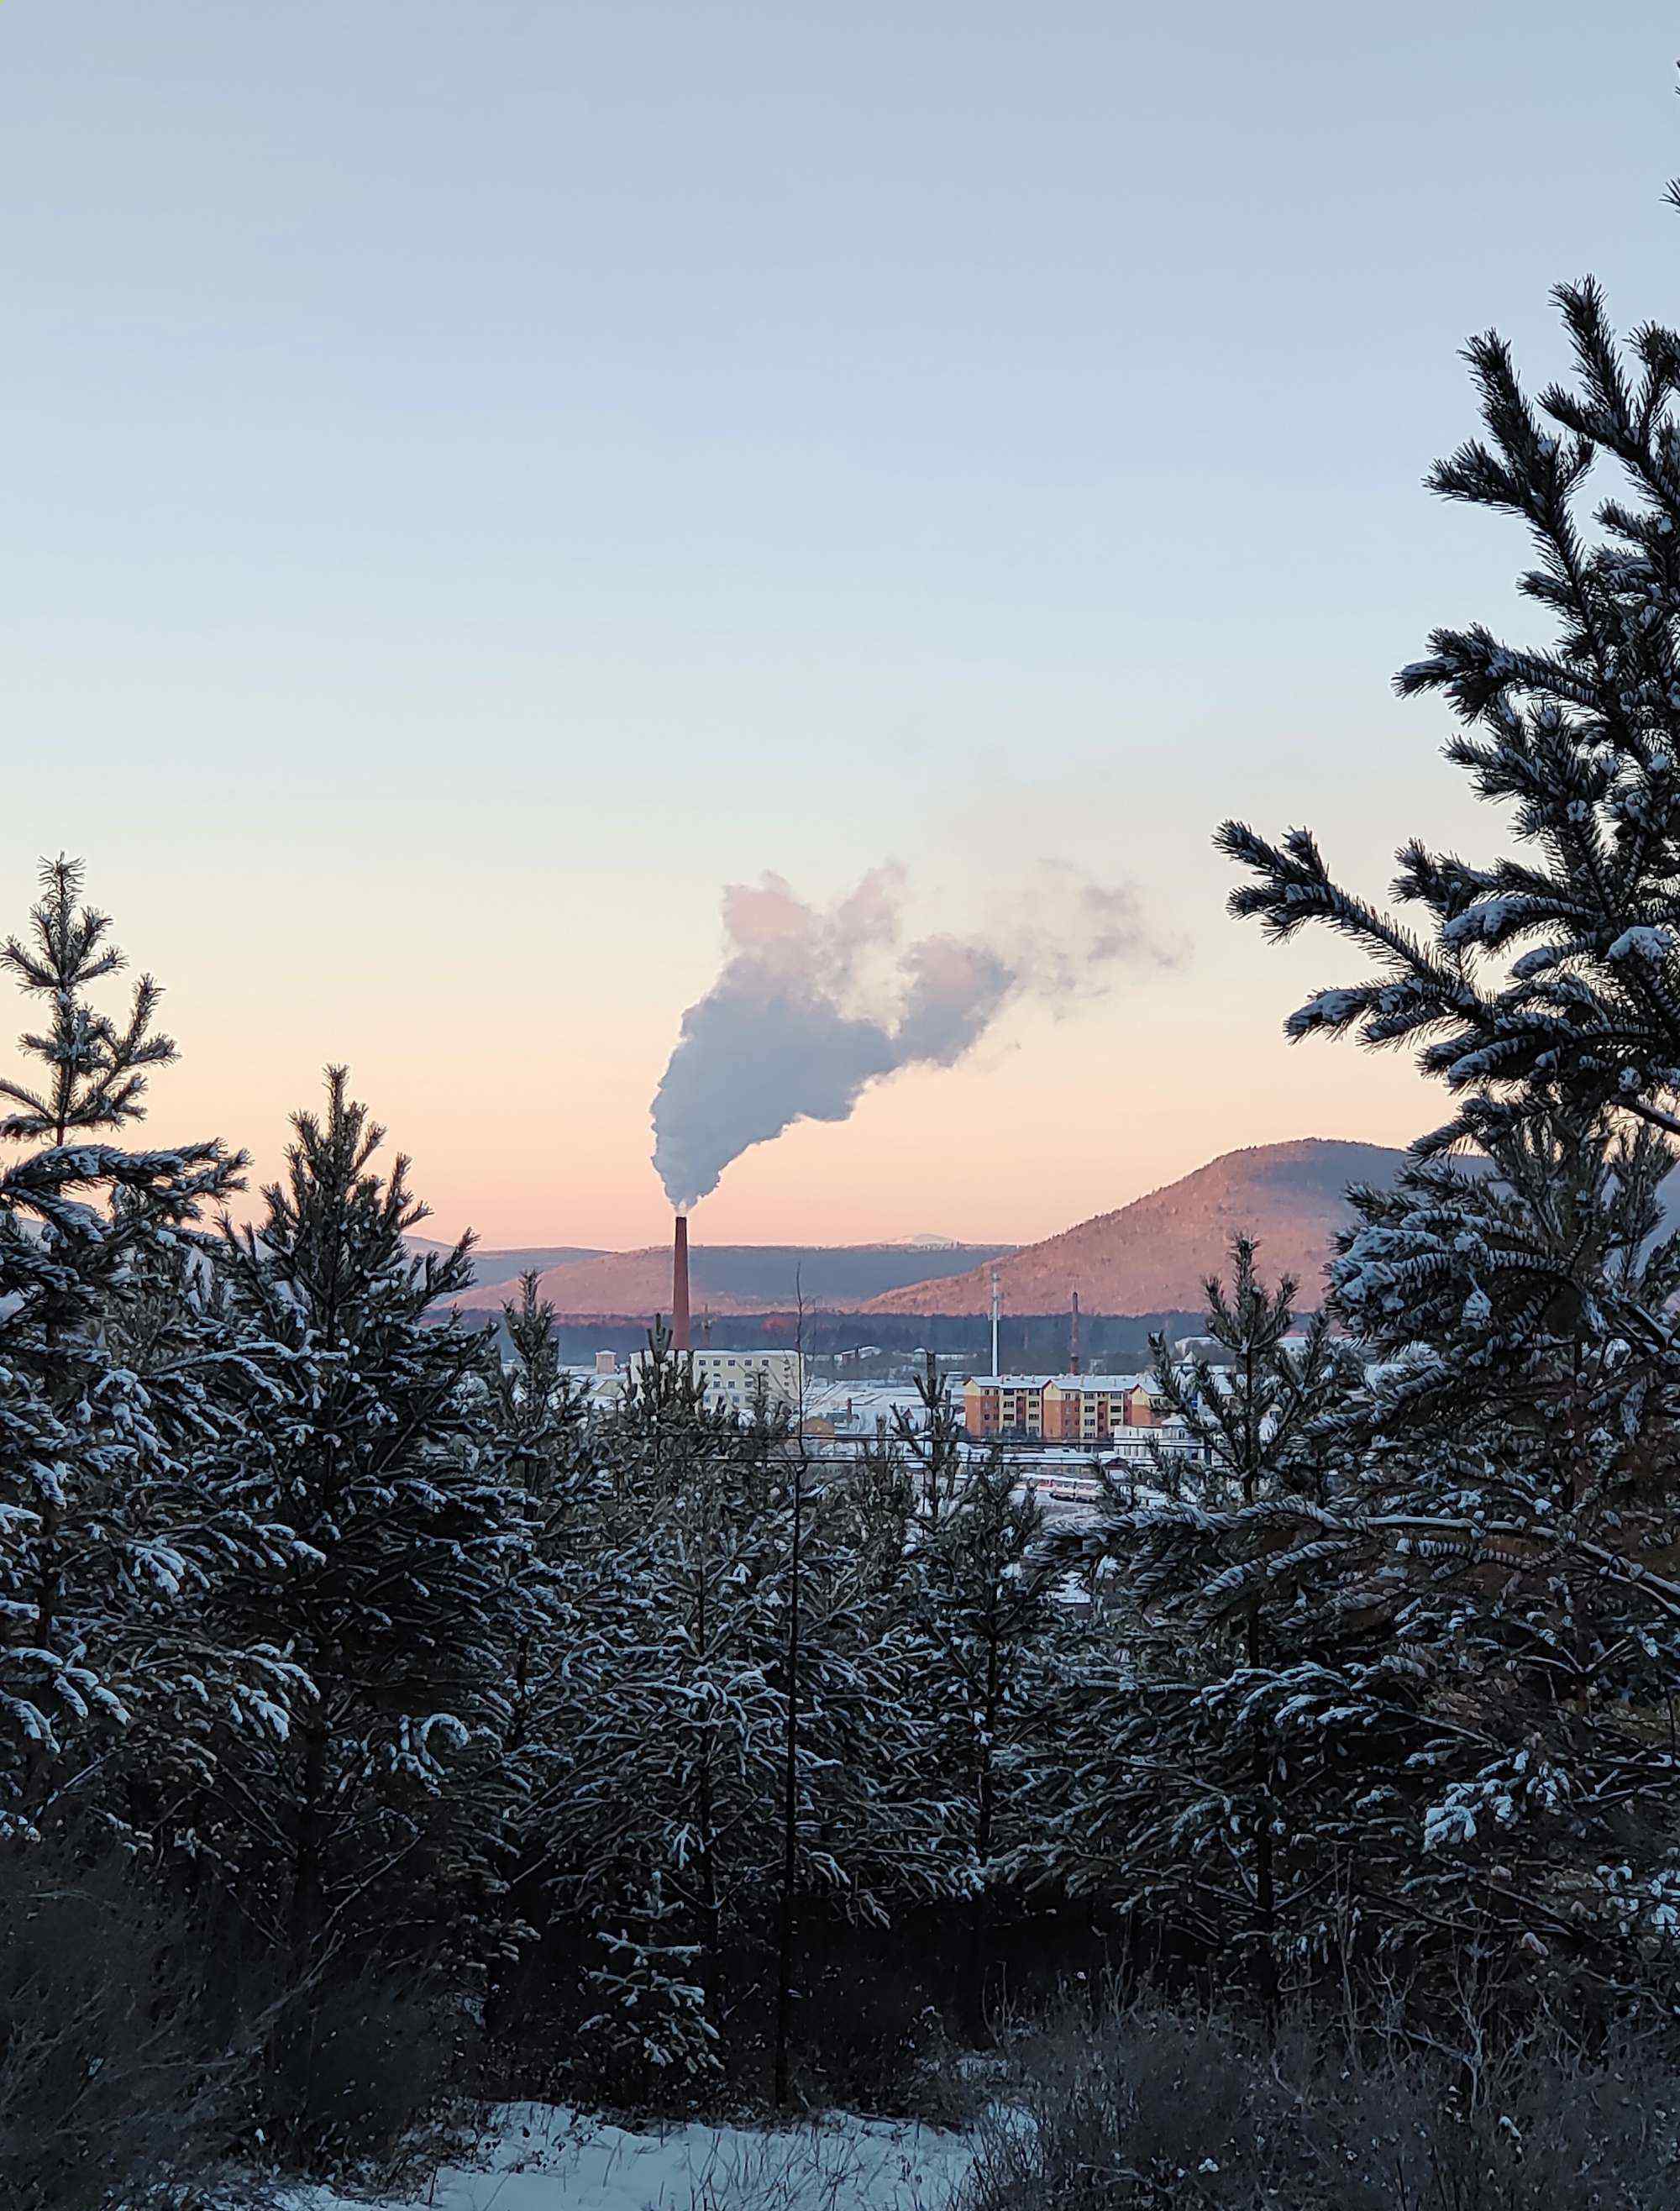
[672,1215,692,1352]
[1069,1289,1081,1376]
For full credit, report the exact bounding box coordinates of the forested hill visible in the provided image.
[405,1240,605,1296]
[438,1141,1420,1320]
[448,1238,1014,1318]
[864,1138,1411,1316]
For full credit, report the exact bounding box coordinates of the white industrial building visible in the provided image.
[630,1345,806,1415]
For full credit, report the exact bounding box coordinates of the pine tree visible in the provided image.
[214,1068,514,1969]
[892,1354,965,1525]
[771,1421,808,2109]
[494,1271,589,1510]
[92,1199,312,1874]
[908,1447,1054,2021]
[0,857,297,1846]
[912,1449,1052,1872]
[578,1871,722,2109]
[490,1268,592,1802]
[832,1434,917,1599]
[1215,175,1680,1994]
[1217,227,1680,1158]
[540,1331,963,2097]
[1024,1242,1354,2011]
[480,1271,596,2030]
[1285,1114,1680,1978]
[537,1328,789,2065]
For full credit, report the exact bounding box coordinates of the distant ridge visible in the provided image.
[449,1239,1015,1320]
[406,1242,606,1297]
[864,1139,1410,1317]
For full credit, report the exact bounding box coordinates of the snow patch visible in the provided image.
[289,2103,974,2211]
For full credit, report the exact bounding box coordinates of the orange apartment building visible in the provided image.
[962,1373,1164,1444]
[963,1375,1048,1440]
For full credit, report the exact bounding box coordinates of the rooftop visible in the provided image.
[967,1373,1147,1392]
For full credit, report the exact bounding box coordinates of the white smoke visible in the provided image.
[650,863,1168,1211]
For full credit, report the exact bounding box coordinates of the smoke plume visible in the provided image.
[651,864,1167,1211]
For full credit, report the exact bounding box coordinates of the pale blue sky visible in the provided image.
[5,3,1678,1243]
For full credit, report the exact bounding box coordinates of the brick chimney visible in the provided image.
[1069,1289,1081,1376]
[672,1214,692,1352]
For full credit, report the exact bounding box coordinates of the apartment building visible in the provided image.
[662,1347,806,1414]
[961,1374,1050,1440]
[1042,1374,1152,1444]
[962,1372,1166,1442]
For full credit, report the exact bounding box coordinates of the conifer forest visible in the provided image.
[17,106,1680,2211]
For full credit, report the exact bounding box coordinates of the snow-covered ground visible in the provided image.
[291,2103,974,2211]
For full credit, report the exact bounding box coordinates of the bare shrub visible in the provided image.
[0,1847,275,2211]
[796,1958,974,2123]
[0,1841,466,2207]
[257,1967,458,2172]
[963,1992,1680,2211]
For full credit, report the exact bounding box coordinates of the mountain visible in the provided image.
[448,1240,1013,1320]
[406,1240,606,1297]
[864,1139,1412,1316]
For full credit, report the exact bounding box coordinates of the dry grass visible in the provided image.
[961,1992,1680,2211]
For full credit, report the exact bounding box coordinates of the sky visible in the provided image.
[4,3,1679,1248]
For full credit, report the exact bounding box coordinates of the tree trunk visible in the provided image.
[693,1547,723,2034]
[289,1715,329,1972]
[966,1627,1001,2031]
[1247,1598,1278,2028]
[772,1463,804,2109]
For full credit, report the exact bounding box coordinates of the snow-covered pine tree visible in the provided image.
[1216,233,1680,1158]
[480,1271,597,2032]
[0,856,300,1846]
[214,1068,515,1969]
[771,1415,809,2109]
[91,1196,312,1875]
[593,1316,744,1507]
[831,1431,916,1599]
[508,1325,778,2074]
[1284,1114,1680,1978]
[577,1870,722,2109]
[493,1270,589,1511]
[542,1330,963,2098]
[1023,1242,1356,2011]
[907,1447,1055,2017]
[891,1354,965,1525]
[911,1448,1053,1872]
[1215,167,1680,1993]
[762,1417,971,2099]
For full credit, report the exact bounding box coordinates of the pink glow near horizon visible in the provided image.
[0,833,1446,1254]
[122,994,1437,1254]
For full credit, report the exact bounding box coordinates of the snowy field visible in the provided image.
[291,2103,974,2211]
